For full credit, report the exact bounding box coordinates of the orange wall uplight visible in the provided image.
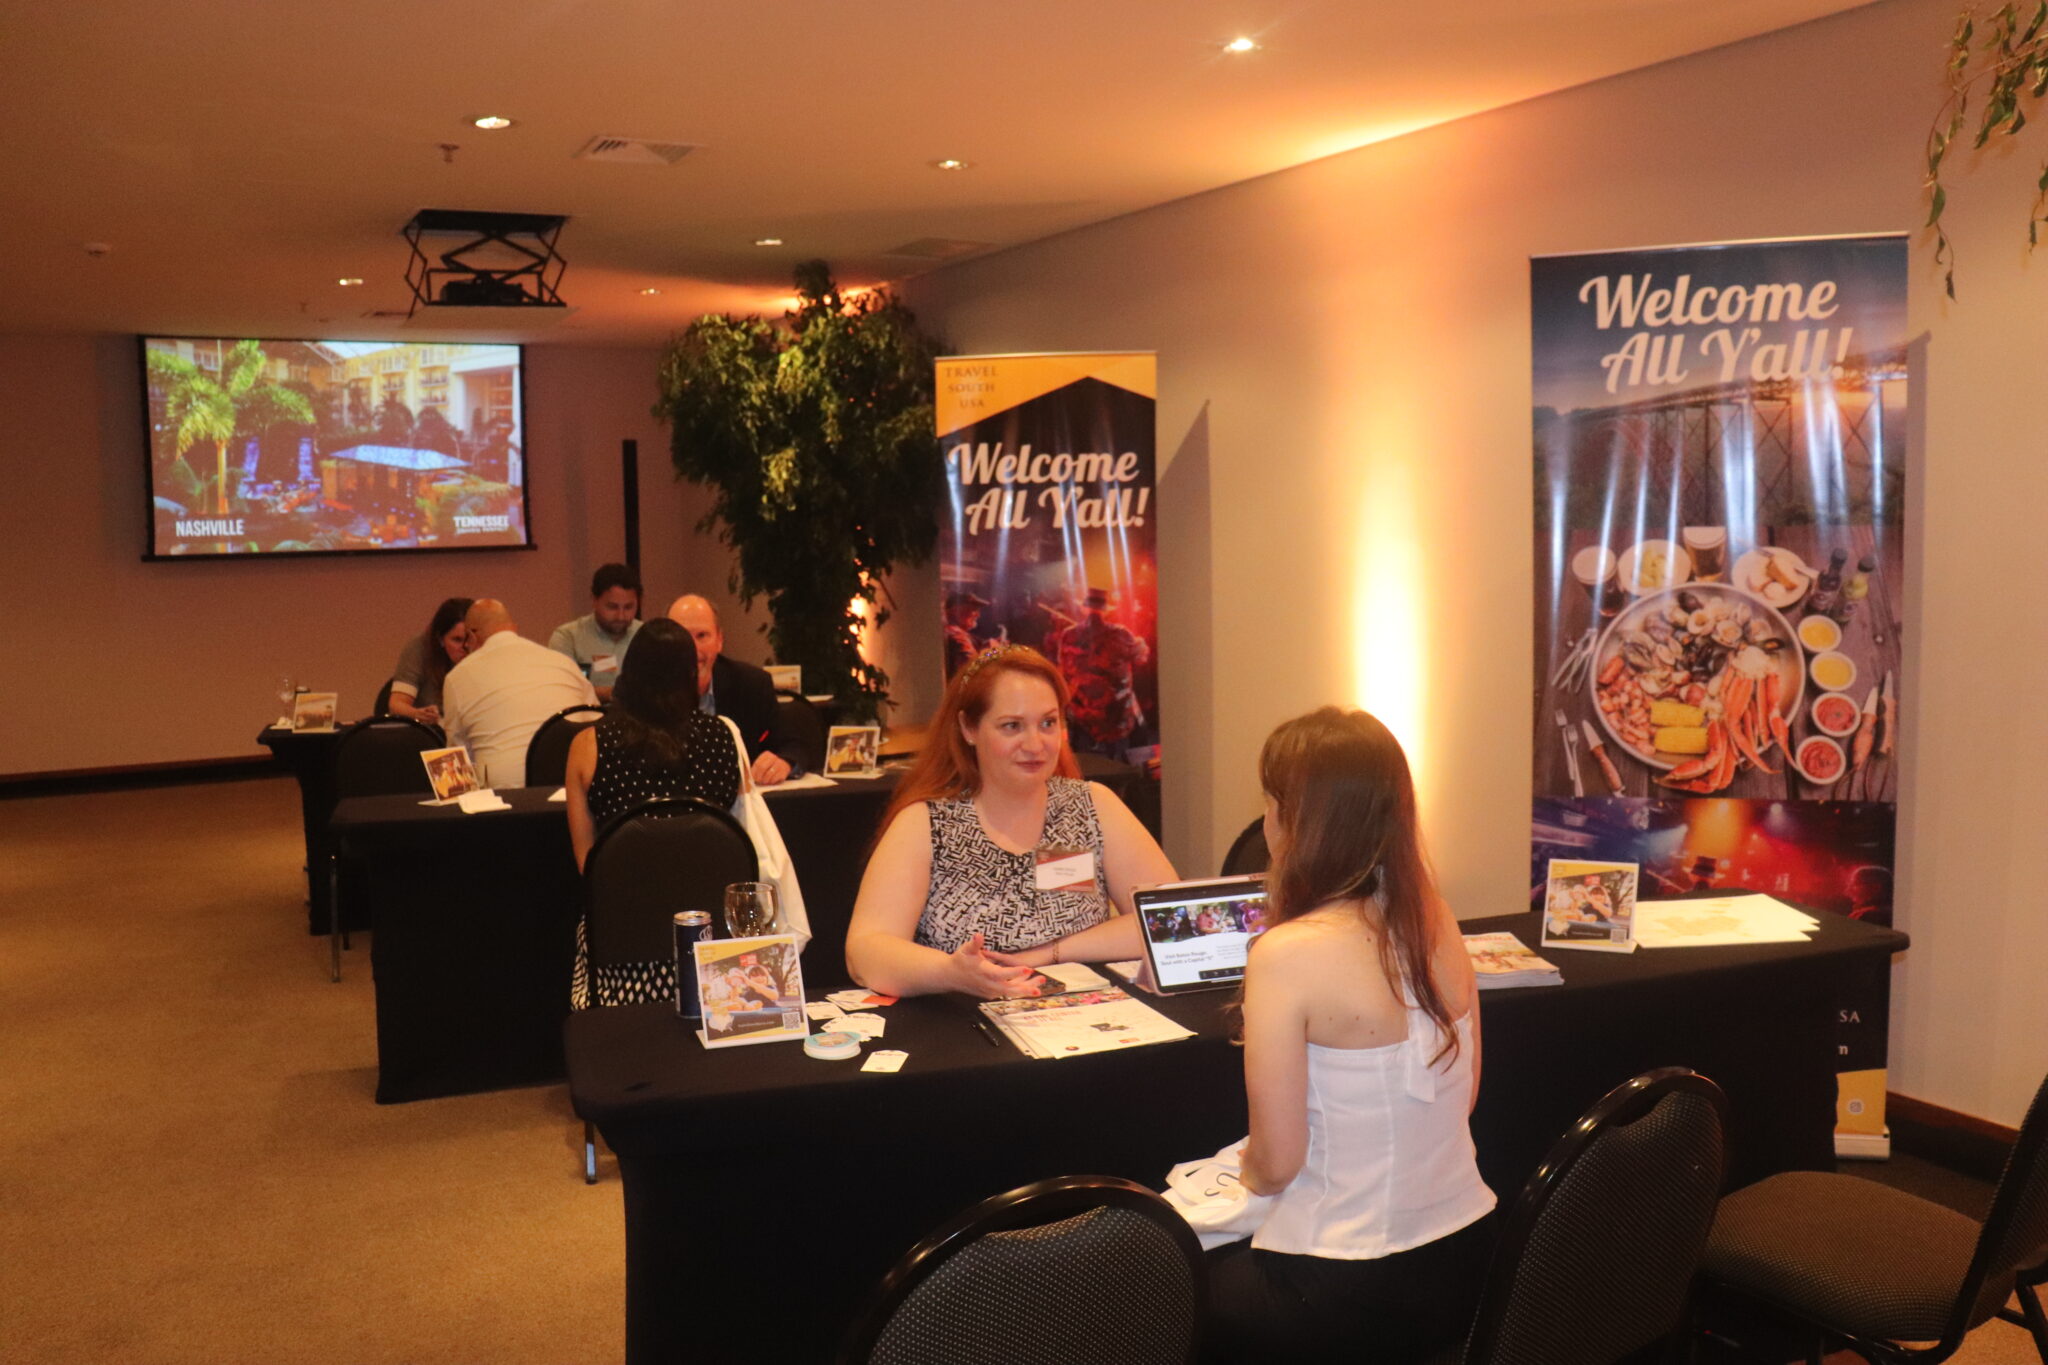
[1349,456,1432,798]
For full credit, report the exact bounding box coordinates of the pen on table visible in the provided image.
[973,1017,1003,1048]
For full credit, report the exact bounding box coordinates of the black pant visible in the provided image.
[1202,1212,1498,1364]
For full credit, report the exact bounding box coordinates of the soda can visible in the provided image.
[674,911,714,1020]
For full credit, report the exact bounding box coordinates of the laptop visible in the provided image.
[1130,874,1269,995]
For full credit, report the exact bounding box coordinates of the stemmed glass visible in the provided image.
[724,882,781,938]
[276,675,295,722]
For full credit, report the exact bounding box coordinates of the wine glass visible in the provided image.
[724,882,780,939]
[276,674,295,721]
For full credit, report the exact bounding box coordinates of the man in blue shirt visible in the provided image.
[549,562,642,701]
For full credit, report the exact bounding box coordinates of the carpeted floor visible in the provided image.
[0,775,622,1364]
[1,775,2038,1365]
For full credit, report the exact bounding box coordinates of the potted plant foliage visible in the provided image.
[1926,1,2048,295]
[656,262,945,716]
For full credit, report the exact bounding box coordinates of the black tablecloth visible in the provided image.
[256,726,349,934]
[328,759,1147,1103]
[569,909,1906,1364]
[331,789,580,1102]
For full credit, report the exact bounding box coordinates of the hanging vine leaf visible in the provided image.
[655,262,944,715]
[1927,2,2048,294]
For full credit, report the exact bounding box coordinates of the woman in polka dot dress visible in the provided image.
[565,617,741,1007]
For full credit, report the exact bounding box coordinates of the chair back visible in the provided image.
[373,677,395,716]
[839,1174,1203,1365]
[1220,817,1269,876]
[1948,1068,2048,1339]
[583,797,756,966]
[1458,1067,1728,1365]
[331,716,445,799]
[525,704,608,788]
[775,692,828,774]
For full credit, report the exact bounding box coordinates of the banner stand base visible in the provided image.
[1834,1130,1892,1161]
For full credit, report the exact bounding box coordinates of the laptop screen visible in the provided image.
[1131,876,1268,993]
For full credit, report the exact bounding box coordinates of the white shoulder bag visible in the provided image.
[716,714,811,948]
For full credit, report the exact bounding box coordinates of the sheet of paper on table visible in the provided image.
[454,789,513,814]
[1633,894,1820,948]
[979,986,1194,1059]
[547,787,566,802]
[770,773,838,791]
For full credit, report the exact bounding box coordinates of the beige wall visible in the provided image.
[897,0,2048,1126]
[0,339,766,776]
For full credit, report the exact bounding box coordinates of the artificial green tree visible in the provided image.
[1927,1,2048,295]
[655,261,945,714]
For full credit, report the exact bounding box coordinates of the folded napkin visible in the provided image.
[1162,1138,1275,1250]
[455,789,512,813]
[547,787,567,803]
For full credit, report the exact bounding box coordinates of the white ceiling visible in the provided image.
[0,0,1873,345]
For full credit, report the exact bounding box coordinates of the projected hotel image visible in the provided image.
[142,337,528,557]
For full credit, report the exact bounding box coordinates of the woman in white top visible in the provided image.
[1207,707,1497,1364]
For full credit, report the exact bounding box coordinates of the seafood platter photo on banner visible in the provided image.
[1529,235,1908,1151]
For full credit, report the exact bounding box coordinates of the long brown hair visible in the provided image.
[1258,707,1459,1062]
[608,619,703,765]
[875,645,1081,839]
[420,597,474,692]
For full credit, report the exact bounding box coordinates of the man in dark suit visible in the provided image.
[666,594,805,785]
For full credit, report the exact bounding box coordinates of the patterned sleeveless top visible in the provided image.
[585,714,740,824]
[572,714,741,1010]
[917,777,1110,954]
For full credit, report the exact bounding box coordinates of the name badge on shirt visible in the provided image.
[592,653,616,676]
[1034,845,1094,894]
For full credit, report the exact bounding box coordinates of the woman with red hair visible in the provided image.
[845,644,1176,998]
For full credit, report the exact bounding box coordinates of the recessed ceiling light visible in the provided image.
[639,287,662,296]
[337,277,364,287]
[1223,36,1260,53]
[929,158,971,171]
[472,115,515,130]
[754,237,784,247]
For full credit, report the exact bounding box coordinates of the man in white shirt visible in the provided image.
[547,562,642,701]
[442,599,598,788]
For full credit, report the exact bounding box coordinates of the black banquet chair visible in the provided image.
[838,1174,1205,1365]
[576,795,756,1183]
[1699,1066,2048,1364]
[775,691,828,775]
[524,703,607,788]
[1219,817,1269,877]
[326,715,444,982]
[1437,1066,1728,1365]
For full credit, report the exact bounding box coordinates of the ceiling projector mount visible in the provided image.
[403,209,568,314]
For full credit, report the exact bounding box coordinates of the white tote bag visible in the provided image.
[717,715,811,948]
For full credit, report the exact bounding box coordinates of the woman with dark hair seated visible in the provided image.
[564,618,742,1008]
[1204,707,1495,1364]
[386,596,473,724]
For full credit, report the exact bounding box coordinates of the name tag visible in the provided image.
[1034,846,1094,893]
[592,653,616,676]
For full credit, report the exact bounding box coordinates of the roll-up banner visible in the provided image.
[1530,236,1908,1155]
[936,353,1160,776]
